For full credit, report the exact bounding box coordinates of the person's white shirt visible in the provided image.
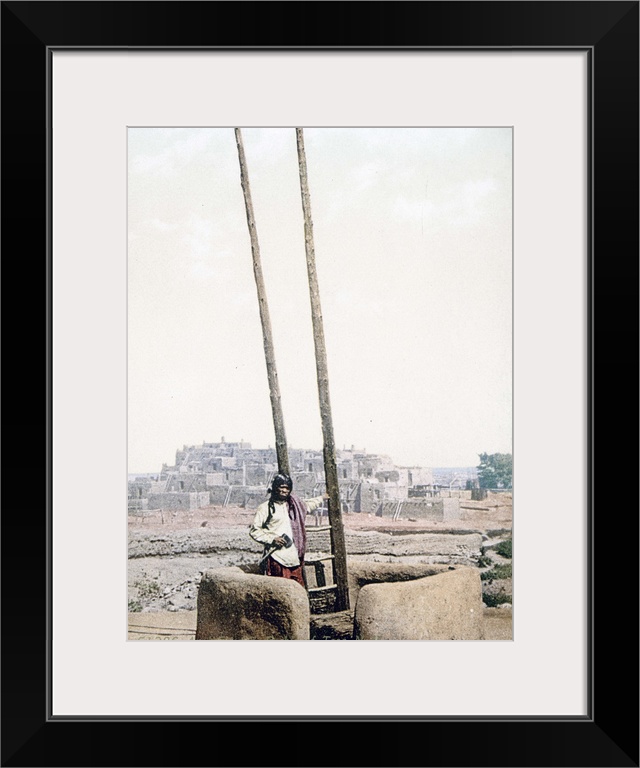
[250,495,324,567]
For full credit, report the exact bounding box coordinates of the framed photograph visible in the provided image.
[3,2,637,766]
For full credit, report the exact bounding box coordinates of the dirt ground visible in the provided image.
[128,493,513,536]
[127,605,513,641]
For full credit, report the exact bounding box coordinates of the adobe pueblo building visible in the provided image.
[128,438,473,521]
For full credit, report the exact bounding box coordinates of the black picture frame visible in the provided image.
[2,2,638,766]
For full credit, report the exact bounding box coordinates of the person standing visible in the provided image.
[249,472,325,587]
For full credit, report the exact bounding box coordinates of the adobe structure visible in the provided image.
[128,437,474,520]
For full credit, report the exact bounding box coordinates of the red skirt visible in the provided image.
[265,556,306,587]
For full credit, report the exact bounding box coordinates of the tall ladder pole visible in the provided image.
[234,128,290,475]
[295,128,350,612]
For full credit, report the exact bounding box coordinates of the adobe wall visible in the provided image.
[208,485,271,508]
[128,499,149,513]
[195,567,310,640]
[194,563,483,640]
[146,492,210,511]
[353,567,484,640]
[355,482,382,513]
[244,463,277,486]
[378,497,460,520]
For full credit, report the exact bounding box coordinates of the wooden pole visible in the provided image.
[234,128,290,475]
[295,128,350,612]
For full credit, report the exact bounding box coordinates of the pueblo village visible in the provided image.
[128,438,513,641]
[128,128,512,641]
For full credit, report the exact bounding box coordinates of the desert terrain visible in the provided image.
[127,492,513,640]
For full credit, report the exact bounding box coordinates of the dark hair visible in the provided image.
[269,472,293,494]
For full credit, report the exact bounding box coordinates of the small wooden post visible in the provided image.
[295,128,350,612]
[234,128,290,475]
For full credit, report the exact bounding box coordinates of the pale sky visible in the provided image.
[128,127,512,473]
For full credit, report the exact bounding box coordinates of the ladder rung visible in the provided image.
[305,553,334,563]
[306,525,332,532]
[307,584,338,593]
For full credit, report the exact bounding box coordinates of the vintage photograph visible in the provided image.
[11,0,626,755]
[127,126,513,641]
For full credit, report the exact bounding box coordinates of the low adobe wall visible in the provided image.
[196,563,483,640]
[147,492,209,511]
[378,498,461,520]
[354,566,483,640]
[195,567,310,640]
[346,561,452,607]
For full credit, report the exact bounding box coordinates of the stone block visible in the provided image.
[442,497,461,520]
[354,567,483,640]
[195,567,310,640]
[347,561,452,607]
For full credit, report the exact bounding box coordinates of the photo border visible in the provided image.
[2,2,638,766]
